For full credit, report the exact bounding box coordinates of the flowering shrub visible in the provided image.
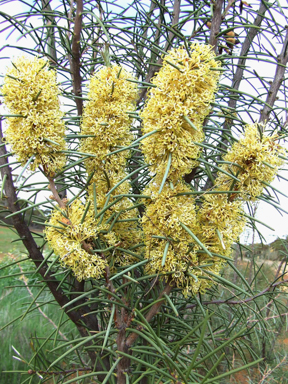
[2,52,285,295]
[1,2,288,382]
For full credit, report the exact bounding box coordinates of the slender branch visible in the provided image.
[28,367,91,375]
[47,176,66,208]
[103,265,130,384]
[209,0,224,52]
[116,327,130,384]
[133,0,182,204]
[104,264,121,326]
[67,0,74,40]
[41,0,57,61]
[222,0,236,19]
[138,0,158,68]
[248,312,288,324]
[186,278,288,310]
[71,0,83,116]
[0,124,72,314]
[114,279,174,383]
[47,176,99,257]
[230,1,269,92]
[259,28,288,125]
[164,0,181,52]
[42,2,69,204]
[274,258,287,280]
[185,0,233,186]
[40,0,68,201]
[125,279,174,348]
[257,357,287,384]
[150,0,165,63]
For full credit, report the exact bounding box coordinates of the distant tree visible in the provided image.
[1,1,288,383]
[271,236,288,255]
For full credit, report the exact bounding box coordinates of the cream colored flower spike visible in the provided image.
[216,123,286,200]
[45,199,106,281]
[2,57,67,176]
[81,64,138,178]
[140,43,221,181]
[80,65,143,268]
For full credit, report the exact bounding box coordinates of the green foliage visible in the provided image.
[0,252,78,384]
[0,226,43,254]
[0,1,288,383]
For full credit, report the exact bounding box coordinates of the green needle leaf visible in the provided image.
[180,222,213,258]
[102,304,115,352]
[161,241,170,266]
[159,153,172,194]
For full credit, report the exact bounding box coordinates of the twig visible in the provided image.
[247,295,279,323]
[257,357,287,384]
[47,176,98,257]
[186,278,288,310]
[275,257,287,280]
[202,0,270,191]
[126,279,174,347]
[114,279,174,383]
[28,367,92,375]
[259,28,288,125]
[104,264,130,384]
[41,0,57,61]
[136,0,181,106]
[230,1,269,92]
[248,312,288,324]
[222,0,236,18]
[209,0,225,52]
[71,0,83,116]
[47,176,66,209]
[164,0,181,52]
[67,0,74,40]
[104,263,121,326]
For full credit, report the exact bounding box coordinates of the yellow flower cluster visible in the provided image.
[143,181,199,292]
[140,44,224,295]
[216,123,285,200]
[196,193,245,257]
[2,57,66,175]
[81,64,138,175]
[143,181,221,295]
[188,123,285,286]
[188,124,285,290]
[81,65,142,268]
[142,180,246,295]
[140,44,221,180]
[45,199,106,281]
